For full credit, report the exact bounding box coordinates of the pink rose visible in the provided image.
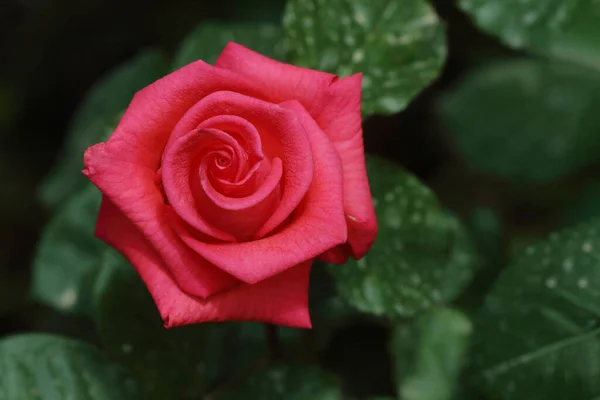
[83,43,377,328]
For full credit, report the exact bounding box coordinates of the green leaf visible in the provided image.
[561,181,600,228]
[39,50,168,209]
[440,59,600,184]
[396,308,472,400]
[96,257,224,400]
[283,0,446,116]
[329,155,479,319]
[172,22,284,69]
[452,386,486,400]
[31,184,105,315]
[0,334,143,399]
[459,0,600,70]
[309,264,359,325]
[466,207,504,263]
[470,219,600,399]
[215,364,342,400]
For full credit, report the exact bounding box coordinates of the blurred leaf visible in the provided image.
[457,208,506,309]
[0,334,143,399]
[173,22,284,69]
[215,364,342,400]
[452,386,486,400]
[460,0,600,70]
[31,184,105,316]
[396,308,472,400]
[466,207,504,262]
[441,59,600,184]
[283,0,446,116]
[561,181,600,228]
[96,257,224,400]
[96,254,305,395]
[507,233,543,263]
[329,155,479,319]
[39,50,168,209]
[470,219,600,399]
[309,265,360,332]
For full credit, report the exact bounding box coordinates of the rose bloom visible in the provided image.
[83,43,377,328]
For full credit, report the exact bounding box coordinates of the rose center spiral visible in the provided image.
[162,113,283,242]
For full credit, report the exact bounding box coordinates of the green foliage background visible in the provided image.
[1,0,600,399]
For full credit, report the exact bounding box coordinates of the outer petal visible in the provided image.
[179,100,347,284]
[100,59,263,169]
[96,198,312,328]
[85,156,238,299]
[215,43,377,259]
[84,61,266,298]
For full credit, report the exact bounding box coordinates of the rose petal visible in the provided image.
[95,196,240,298]
[318,245,350,264]
[198,115,265,182]
[210,158,266,198]
[83,60,276,296]
[162,127,244,242]
[179,100,347,284]
[96,198,312,328]
[162,116,270,241]
[99,59,262,169]
[216,43,377,259]
[166,90,315,239]
[200,158,282,211]
[215,42,339,123]
[83,61,284,297]
[196,157,283,240]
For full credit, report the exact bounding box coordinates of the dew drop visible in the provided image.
[545,277,557,289]
[357,258,367,270]
[58,288,77,310]
[410,273,421,285]
[562,258,574,273]
[351,49,364,63]
[385,207,402,229]
[353,10,367,25]
[362,75,372,89]
[522,11,538,25]
[410,213,422,224]
[378,96,404,113]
